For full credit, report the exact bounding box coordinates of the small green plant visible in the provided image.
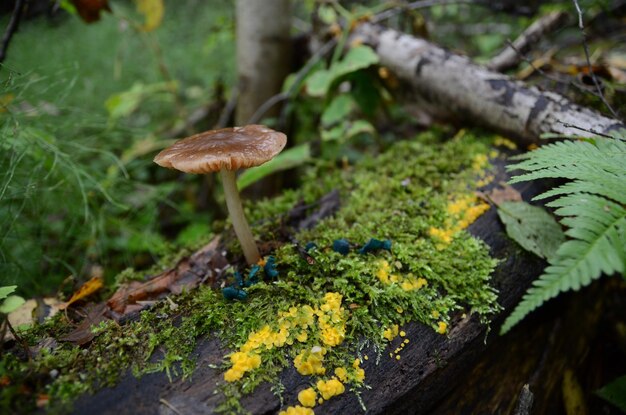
[0,285,25,342]
[596,375,626,413]
[500,133,626,334]
[0,285,24,315]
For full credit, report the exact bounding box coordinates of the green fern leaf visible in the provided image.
[535,180,626,205]
[501,136,626,334]
[509,139,626,178]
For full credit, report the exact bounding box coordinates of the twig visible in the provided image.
[247,38,337,126]
[5,318,31,360]
[372,0,475,23]
[0,0,28,64]
[159,398,184,415]
[504,40,600,99]
[571,0,619,118]
[556,121,616,139]
[488,11,568,72]
[247,91,288,125]
[513,384,534,415]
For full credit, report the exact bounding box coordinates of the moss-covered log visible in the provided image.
[69,150,546,415]
[10,132,622,415]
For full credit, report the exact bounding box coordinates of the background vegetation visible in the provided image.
[1,1,239,295]
[0,0,622,302]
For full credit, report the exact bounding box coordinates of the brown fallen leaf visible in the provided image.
[107,237,222,315]
[70,0,112,23]
[60,303,108,346]
[36,394,50,409]
[59,276,104,310]
[477,183,522,206]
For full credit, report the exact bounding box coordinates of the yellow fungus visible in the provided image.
[317,378,345,400]
[294,347,326,376]
[471,153,489,171]
[296,331,308,342]
[493,136,517,150]
[334,367,348,382]
[298,387,317,408]
[279,405,315,415]
[383,324,399,341]
[224,351,262,382]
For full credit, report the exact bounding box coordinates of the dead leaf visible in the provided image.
[107,269,178,315]
[36,394,50,408]
[108,237,221,315]
[70,0,112,23]
[478,183,522,206]
[59,276,104,310]
[60,303,108,345]
[135,0,164,32]
[563,369,588,415]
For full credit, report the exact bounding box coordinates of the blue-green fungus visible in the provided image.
[264,256,279,279]
[332,239,351,255]
[222,286,248,301]
[245,265,261,287]
[304,242,318,252]
[358,238,392,255]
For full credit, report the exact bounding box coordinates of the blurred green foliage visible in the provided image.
[1,0,619,298]
[0,0,235,296]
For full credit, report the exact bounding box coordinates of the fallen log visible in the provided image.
[72,157,547,415]
[352,23,625,147]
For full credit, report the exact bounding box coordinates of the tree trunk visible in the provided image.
[235,0,292,126]
[352,23,625,147]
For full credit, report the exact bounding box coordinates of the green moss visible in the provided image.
[0,131,501,413]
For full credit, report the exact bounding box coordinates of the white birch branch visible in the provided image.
[353,23,624,146]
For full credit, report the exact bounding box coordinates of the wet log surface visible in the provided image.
[72,157,625,415]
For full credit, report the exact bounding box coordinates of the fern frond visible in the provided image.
[508,139,626,178]
[549,193,624,230]
[501,215,625,333]
[501,137,626,334]
[535,180,626,205]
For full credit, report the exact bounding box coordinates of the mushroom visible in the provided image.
[154,125,287,265]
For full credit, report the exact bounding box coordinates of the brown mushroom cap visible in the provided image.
[154,125,287,173]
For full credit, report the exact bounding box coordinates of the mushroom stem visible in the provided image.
[219,169,261,265]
